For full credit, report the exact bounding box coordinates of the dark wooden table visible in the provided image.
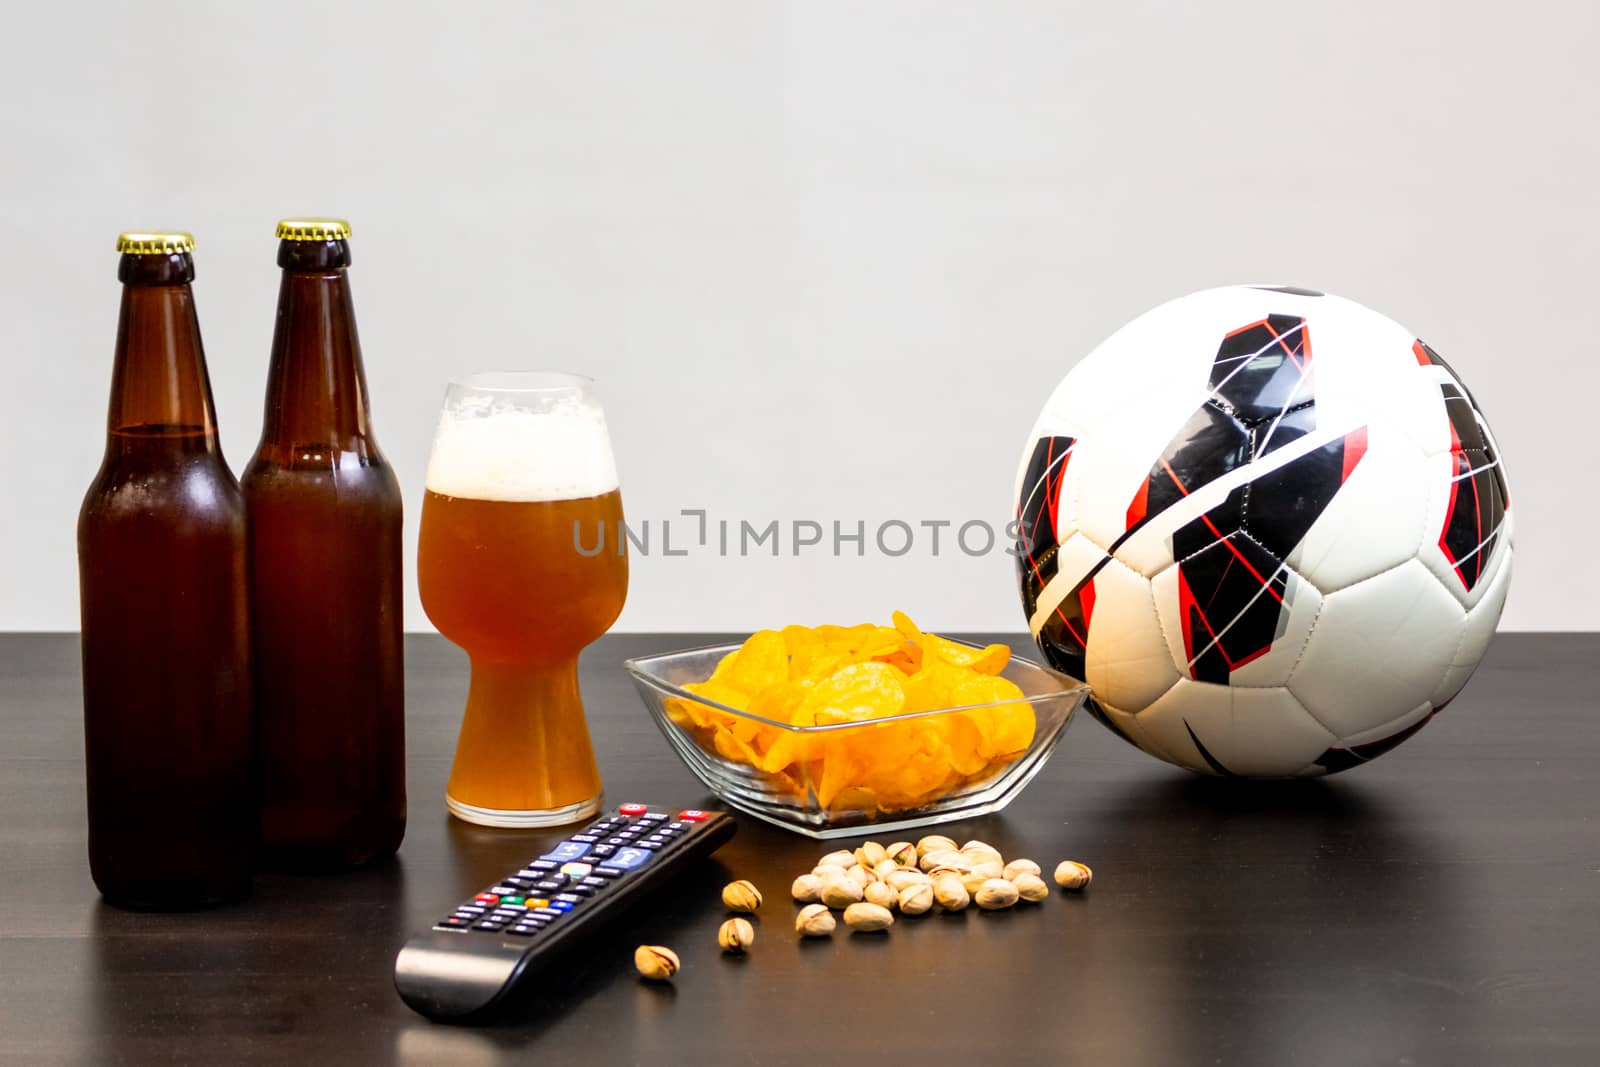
[2,633,1596,1065]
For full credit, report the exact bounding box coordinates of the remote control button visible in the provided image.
[578,876,611,890]
[619,803,649,816]
[552,893,582,905]
[532,877,567,892]
[589,845,617,859]
[525,861,559,873]
[598,847,653,872]
[678,809,710,822]
[524,898,549,909]
[567,885,596,897]
[603,836,629,847]
[506,926,539,937]
[455,904,486,913]
[540,841,591,863]
[587,866,623,879]
[532,907,565,918]
[501,895,525,905]
[559,862,592,878]
[474,893,500,905]
[569,834,600,844]
[488,884,518,896]
[665,821,684,831]
[641,837,668,850]
[436,917,471,929]
[473,920,507,931]
[547,901,575,913]
[639,812,668,823]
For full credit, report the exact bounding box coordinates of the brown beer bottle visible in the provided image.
[78,232,254,909]
[243,218,405,870]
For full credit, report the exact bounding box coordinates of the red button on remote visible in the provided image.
[475,893,500,904]
[619,803,648,816]
[678,810,709,822]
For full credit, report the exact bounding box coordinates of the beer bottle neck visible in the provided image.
[106,262,221,455]
[259,260,375,455]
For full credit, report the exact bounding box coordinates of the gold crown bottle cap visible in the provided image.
[276,218,352,241]
[116,231,195,255]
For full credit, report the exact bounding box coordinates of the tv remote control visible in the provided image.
[395,803,736,1021]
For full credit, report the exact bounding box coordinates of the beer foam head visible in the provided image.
[425,405,620,502]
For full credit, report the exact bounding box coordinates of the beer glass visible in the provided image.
[419,373,628,826]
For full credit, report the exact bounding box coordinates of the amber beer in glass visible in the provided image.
[243,219,405,870]
[78,232,253,908]
[418,373,627,825]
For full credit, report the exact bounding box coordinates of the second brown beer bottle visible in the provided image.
[244,218,405,870]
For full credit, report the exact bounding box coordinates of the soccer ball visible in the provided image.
[1013,285,1512,777]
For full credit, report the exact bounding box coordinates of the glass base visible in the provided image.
[445,792,602,829]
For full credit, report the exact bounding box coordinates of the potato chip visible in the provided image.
[952,674,1035,755]
[723,628,789,694]
[796,662,905,725]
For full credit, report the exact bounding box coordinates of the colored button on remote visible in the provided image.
[678,810,709,822]
[619,803,649,816]
[540,841,590,863]
[598,847,653,871]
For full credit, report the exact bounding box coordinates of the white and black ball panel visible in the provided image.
[1136,681,1338,779]
[1335,700,1436,750]
[1149,553,1322,690]
[1430,549,1513,709]
[1082,555,1180,713]
[1286,559,1465,741]
[1091,697,1192,771]
[1287,424,1431,595]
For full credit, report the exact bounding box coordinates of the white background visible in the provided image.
[2,1,1594,633]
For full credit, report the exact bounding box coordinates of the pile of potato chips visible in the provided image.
[663,612,1036,815]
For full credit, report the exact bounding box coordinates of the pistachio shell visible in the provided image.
[854,842,888,869]
[886,869,932,892]
[898,883,934,915]
[975,878,1020,910]
[1003,859,1042,882]
[795,903,836,937]
[886,842,918,867]
[864,880,897,909]
[1054,860,1093,891]
[820,877,864,909]
[1014,872,1050,903]
[791,874,823,903]
[718,917,755,953]
[919,849,970,874]
[933,874,970,912]
[634,945,680,980]
[843,902,894,932]
[721,879,763,913]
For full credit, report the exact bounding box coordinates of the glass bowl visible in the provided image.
[624,641,1088,840]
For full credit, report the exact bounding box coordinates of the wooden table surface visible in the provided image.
[1,633,1595,1065]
